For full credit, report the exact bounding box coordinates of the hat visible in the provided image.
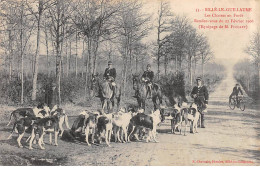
[108,61,112,65]
[236,83,239,86]
[147,64,151,67]
[196,77,202,81]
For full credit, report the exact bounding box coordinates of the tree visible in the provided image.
[0,0,35,104]
[114,0,150,95]
[155,0,173,79]
[71,0,122,97]
[245,30,260,92]
[198,36,213,78]
[47,0,72,105]
[26,0,53,101]
[184,27,204,86]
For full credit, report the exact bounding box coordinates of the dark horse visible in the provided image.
[91,74,121,113]
[132,74,162,110]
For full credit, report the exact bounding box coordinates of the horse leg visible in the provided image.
[102,99,107,113]
[137,98,141,108]
[111,99,115,113]
[116,97,120,112]
[142,99,146,110]
[107,100,112,113]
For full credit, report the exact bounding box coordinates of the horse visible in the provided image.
[91,74,121,113]
[132,74,162,110]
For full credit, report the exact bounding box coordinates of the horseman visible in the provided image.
[141,64,154,99]
[191,77,209,128]
[103,61,117,97]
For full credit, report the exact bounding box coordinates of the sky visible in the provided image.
[142,0,260,72]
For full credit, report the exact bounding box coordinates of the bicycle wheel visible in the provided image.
[229,98,235,110]
[239,101,246,111]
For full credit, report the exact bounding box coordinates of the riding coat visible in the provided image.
[231,86,243,96]
[191,85,209,105]
[104,68,116,81]
[142,70,154,83]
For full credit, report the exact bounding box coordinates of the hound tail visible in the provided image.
[6,112,14,126]
[64,114,70,129]
[7,122,17,139]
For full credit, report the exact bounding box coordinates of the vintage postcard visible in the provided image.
[0,0,259,166]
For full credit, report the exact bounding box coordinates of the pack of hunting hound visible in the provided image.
[6,101,203,149]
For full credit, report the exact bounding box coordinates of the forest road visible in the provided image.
[0,72,259,165]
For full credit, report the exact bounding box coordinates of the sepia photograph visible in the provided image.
[0,0,259,166]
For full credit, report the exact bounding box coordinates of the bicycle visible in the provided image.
[229,95,245,111]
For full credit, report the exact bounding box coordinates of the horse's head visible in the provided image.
[132,74,140,90]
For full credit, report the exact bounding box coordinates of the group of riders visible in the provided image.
[45,60,244,130]
[102,61,154,99]
[102,61,210,128]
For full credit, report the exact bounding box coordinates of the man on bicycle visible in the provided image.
[191,77,209,128]
[229,84,243,105]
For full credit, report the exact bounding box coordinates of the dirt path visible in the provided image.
[0,72,259,166]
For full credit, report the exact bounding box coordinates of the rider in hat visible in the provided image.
[103,61,117,95]
[141,64,154,99]
[229,83,243,105]
[191,77,209,128]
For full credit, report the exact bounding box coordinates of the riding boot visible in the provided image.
[147,87,152,99]
[201,114,205,128]
[112,86,115,98]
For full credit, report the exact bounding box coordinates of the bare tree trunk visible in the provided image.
[135,54,138,73]
[175,55,177,73]
[157,33,160,79]
[32,0,43,101]
[164,55,167,75]
[61,42,64,78]
[193,59,197,78]
[75,29,78,78]
[85,37,92,98]
[20,3,24,104]
[82,40,84,78]
[93,39,100,75]
[66,37,69,77]
[84,40,89,99]
[129,47,133,75]
[56,44,62,106]
[69,41,72,74]
[123,42,129,97]
[257,63,260,92]
[179,54,182,71]
[188,55,192,86]
[44,22,49,77]
[202,59,204,79]
[8,30,13,81]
